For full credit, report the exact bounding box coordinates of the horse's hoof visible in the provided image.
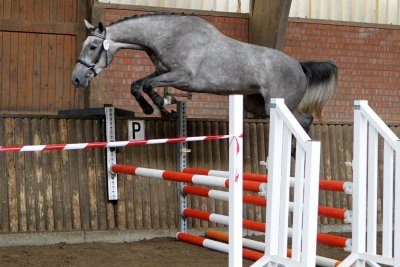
[143,105,154,115]
[135,95,154,115]
[140,101,154,115]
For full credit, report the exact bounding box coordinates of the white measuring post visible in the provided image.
[177,101,189,233]
[105,106,118,200]
[228,95,243,267]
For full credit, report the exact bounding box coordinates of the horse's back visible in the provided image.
[188,40,306,95]
[144,15,307,97]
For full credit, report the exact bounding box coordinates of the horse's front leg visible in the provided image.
[142,82,165,108]
[142,70,189,108]
[131,73,158,115]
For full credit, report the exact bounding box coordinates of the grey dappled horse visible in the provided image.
[71,13,337,132]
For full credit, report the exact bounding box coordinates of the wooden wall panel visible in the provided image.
[0,32,78,114]
[0,117,391,236]
[0,0,78,23]
[0,0,82,115]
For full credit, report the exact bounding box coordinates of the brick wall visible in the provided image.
[102,8,248,118]
[101,8,400,123]
[284,20,400,124]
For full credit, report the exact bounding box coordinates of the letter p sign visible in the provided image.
[128,120,145,140]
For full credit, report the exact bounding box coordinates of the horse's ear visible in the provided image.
[84,19,95,30]
[98,21,105,33]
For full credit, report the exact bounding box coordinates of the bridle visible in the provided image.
[77,28,110,77]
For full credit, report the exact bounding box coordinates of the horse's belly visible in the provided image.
[188,74,260,95]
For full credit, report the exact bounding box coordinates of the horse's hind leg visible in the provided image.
[260,92,313,157]
[292,111,313,133]
[131,73,158,115]
[290,111,314,157]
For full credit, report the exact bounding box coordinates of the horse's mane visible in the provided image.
[108,12,192,26]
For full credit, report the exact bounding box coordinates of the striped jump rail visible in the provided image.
[205,230,342,267]
[176,232,263,262]
[182,208,352,250]
[0,135,233,152]
[182,185,352,222]
[111,165,264,193]
[183,167,353,194]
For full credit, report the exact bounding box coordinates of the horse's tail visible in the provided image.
[297,60,338,120]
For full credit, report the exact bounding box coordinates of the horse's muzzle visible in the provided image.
[71,77,81,87]
[71,75,88,88]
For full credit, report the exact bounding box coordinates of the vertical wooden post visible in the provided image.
[249,0,292,50]
[87,3,108,108]
[75,0,93,108]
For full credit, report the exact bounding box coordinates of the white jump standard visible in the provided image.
[337,100,400,267]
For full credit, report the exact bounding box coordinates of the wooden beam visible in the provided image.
[249,0,292,49]
[0,19,77,35]
[93,2,249,19]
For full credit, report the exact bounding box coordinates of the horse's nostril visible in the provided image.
[73,77,80,86]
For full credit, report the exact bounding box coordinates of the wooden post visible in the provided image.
[76,0,93,108]
[87,3,108,108]
[249,0,292,50]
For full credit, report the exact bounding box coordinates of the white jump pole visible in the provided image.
[228,95,243,267]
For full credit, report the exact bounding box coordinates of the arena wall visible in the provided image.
[0,116,359,237]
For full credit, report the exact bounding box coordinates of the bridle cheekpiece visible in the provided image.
[77,28,110,77]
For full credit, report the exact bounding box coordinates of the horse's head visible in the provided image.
[71,20,116,87]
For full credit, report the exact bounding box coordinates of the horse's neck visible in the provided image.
[107,18,169,48]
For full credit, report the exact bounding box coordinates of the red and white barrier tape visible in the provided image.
[0,135,234,152]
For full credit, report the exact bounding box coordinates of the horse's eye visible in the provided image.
[89,45,97,50]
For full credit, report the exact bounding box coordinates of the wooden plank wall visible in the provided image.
[0,117,390,234]
[0,0,84,115]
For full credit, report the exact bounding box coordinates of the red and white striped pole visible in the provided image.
[182,208,351,250]
[204,230,343,267]
[183,167,353,194]
[182,185,352,222]
[176,232,263,262]
[111,165,263,193]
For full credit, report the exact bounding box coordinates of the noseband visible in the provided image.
[77,29,109,77]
